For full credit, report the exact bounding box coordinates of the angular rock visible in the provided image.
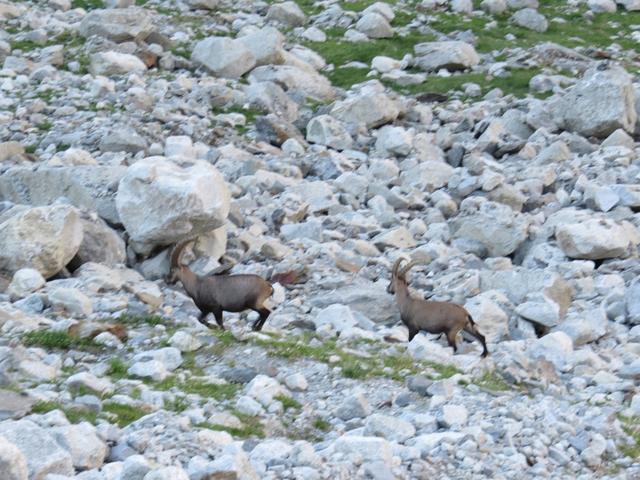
[99,129,147,154]
[364,414,416,442]
[414,41,479,72]
[335,393,371,421]
[266,1,307,26]
[249,65,335,101]
[89,51,147,76]
[51,423,107,470]
[238,27,286,66]
[356,12,394,38]
[332,436,392,463]
[7,269,45,300]
[79,7,154,42]
[330,91,399,128]
[0,205,83,279]
[450,198,529,257]
[192,37,256,79]
[69,214,126,269]
[49,287,93,317]
[0,420,73,479]
[245,375,290,407]
[560,65,636,138]
[512,8,548,32]
[306,115,353,150]
[555,217,639,260]
[528,331,573,369]
[0,436,27,480]
[115,157,230,248]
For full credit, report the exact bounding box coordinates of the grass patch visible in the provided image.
[71,0,104,9]
[32,401,98,424]
[619,415,640,459]
[103,402,149,427]
[115,314,167,328]
[107,358,129,380]
[275,394,301,411]
[36,121,54,131]
[313,417,331,431]
[473,370,512,392]
[210,329,238,356]
[255,335,460,381]
[197,409,265,438]
[10,39,45,52]
[164,395,190,413]
[22,330,99,351]
[25,144,37,154]
[152,376,240,400]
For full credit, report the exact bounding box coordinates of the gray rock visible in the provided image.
[238,27,286,66]
[220,367,258,384]
[451,0,474,12]
[306,115,353,150]
[507,0,538,8]
[99,129,147,154]
[143,466,189,480]
[356,12,394,38]
[206,450,259,480]
[0,166,126,226]
[266,1,307,26]
[588,0,617,12]
[192,37,256,79]
[49,287,93,317]
[245,81,298,123]
[69,214,126,269]
[79,7,154,42]
[332,436,392,463]
[560,65,637,138]
[280,219,323,242]
[0,436,27,480]
[66,372,114,396]
[438,405,468,428]
[364,414,416,442]
[51,423,108,470]
[119,454,151,480]
[555,303,607,345]
[481,0,508,14]
[407,375,432,396]
[335,393,371,420]
[555,217,639,260]
[450,198,529,257]
[0,390,35,421]
[512,8,548,32]
[7,269,45,300]
[414,41,479,72]
[245,375,290,407]
[528,331,573,369]
[0,420,73,479]
[284,373,308,391]
[330,90,399,128]
[115,157,230,249]
[89,51,146,76]
[0,205,83,279]
[169,331,202,352]
[249,65,335,101]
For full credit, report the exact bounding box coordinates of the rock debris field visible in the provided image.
[1,0,640,478]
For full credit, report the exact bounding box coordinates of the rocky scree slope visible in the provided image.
[1,0,640,479]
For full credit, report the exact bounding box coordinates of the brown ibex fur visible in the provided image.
[167,239,274,331]
[388,258,488,358]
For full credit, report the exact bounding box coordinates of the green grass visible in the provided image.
[619,415,640,459]
[32,401,98,424]
[71,0,104,9]
[36,121,54,132]
[10,39,45,52]
[197,409,265,438]
[107,358,129,380]
[102,402,150,427]
[275,394,301,411]
[210,329,239,356]
[255,335,460,381]
[22,331,99,350]
[151,376,240,400]
[115,314,167,328]
[313,417,331,431]
[163,395,190,413]
[473,370,512,392]
[25,144,37,154]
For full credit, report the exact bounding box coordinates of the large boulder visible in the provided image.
[78,7,154,42]
[306,115,353,150]
[0,436,27,480]
[555,217,639,260]
[0,205,83,279]
[450,198,530,257]
[356,12,394,38]
[0,420,73,480]
[68,214,126,269]
[330,89,399,129]
[0,166,126,225]
[413,41,479,72]
[249,65,335,101]
[51,423,108,470]
[192,37,256,79]
[115,157,230,249]
[559,65,636,138]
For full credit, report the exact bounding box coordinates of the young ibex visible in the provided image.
[167,239,274,331]
[388,258,488,358]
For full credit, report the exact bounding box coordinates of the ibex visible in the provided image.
[387,258,488,357]
[167,239,274,331]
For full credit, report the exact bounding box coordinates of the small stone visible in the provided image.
[356,12,394,39]
[438,405,468,428]
[7,269,45,300]
[266,1,307,26]
[364,414,416,442]
[335,393,371,421]
[284,373,308,391]
[512,8,548,32]
[169,331,202,352]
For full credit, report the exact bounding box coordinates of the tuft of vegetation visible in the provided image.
[107,358,129,380]
[473,370,512,392]
[313,417,331,431]
[275,394,302,411]
[151,376,240,400]
[103,402,150,427]
[36,121,54,132]
[115,313,166,328]
[164,396,190,413]
[32,401,98,424]
[22,330,99,351]
[71,0,104,9]
[197,409,265,438]
[619,415,640,459]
